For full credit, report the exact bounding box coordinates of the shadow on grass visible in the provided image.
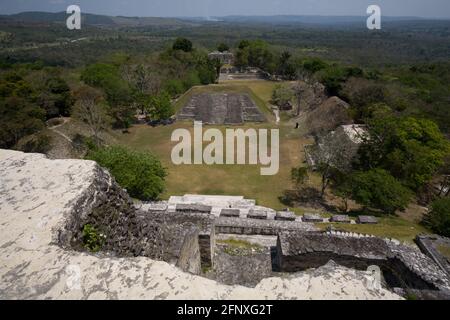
[279,188,340,213]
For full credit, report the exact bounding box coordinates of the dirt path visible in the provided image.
[48,118,73,143]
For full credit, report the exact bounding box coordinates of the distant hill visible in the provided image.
[207,15,429,25]
[0,11,194,27]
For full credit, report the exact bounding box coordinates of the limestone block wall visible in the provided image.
[276,232,450,296]
[176,229,201,275]
[215,217,316,236]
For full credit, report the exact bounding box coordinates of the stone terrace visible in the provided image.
[177,93,266,124]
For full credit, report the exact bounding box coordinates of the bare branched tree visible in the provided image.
[121,64,162,113]
[73,86,110,146]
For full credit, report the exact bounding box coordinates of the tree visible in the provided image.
[332,173,353,213]
[81,63,134,128]
[312,131,359,197]
[271,84,294,108]
[73,86,110,146]
[147,91,174,121]
[292,81,307,116]
[217,43,229,52]
[277,51,296,79]
[358,112,450,190]
[0,96,45,148]
[350,85,387,120]
[121,64,162,113]
[237,40,250,50]
[423,197,450,237]
[350,169,411,214]
[173,38,193,52]
[86,146,166,200]
[291,167,309,190]
[235,47,249,69]
[37,76,73,118]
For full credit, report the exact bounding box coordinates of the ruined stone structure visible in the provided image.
[306,124,368,170]
[177,93,266,124]
[2,149,450,299]
[208,51,234,65]
[415,235,450,276]
[1,149,407,300]
[276,232,450,299]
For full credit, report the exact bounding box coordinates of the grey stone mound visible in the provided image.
[275,211,297,221]
[357,215,379,224]
[220,208,240,218]
[330,215,351,223]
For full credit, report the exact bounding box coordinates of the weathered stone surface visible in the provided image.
[276,232,450,297]
[357,216,379,224]
[177,93,266,124]
[415,234,450,276]
[176,203,212,214]
[247,209,268,220]
[216,217,315,236]
[331,215,351,223]
[275,211,297,221]
[220,208,240,218]
[0,149,402,300]
[302,214,323,223]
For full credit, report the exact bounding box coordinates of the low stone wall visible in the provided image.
[276,232,450,296]
[215,217,316,236]
[176,229,201,275]
[415,235,450,276]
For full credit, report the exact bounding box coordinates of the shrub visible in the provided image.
[82,224,105,253]
[271,84,294,107]
[86,146,166,200]
[423,197,450,237]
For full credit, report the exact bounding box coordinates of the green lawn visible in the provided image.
[118,121,309,209]
[315,216,429,243]
[119,81,308,209]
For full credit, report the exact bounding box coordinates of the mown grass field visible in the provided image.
[119,80,308,209]
[315,217,429,243]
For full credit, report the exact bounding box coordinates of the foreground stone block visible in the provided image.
[356,215,379,224]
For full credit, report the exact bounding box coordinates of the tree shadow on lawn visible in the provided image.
[279,188,340,213]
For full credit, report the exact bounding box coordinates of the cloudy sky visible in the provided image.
[1,0,449,18]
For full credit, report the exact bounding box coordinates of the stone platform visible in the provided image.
[177,93,266,124]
